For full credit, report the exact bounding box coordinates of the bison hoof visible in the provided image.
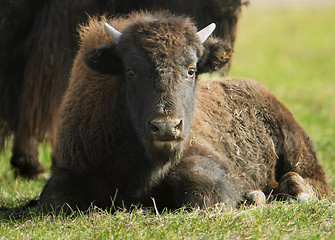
[279,172,314,202]
[10,155,44,179]
[245,190,266,206]
[296,193,311,203]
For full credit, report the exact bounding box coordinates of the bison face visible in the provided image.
[119,48,198,161]
[84,15,232,164]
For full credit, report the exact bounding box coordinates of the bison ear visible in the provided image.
[197,37,233,75]
[84,44,124,75]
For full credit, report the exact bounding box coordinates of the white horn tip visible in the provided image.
[197,23,216,43]
[208,23,216,33]
[104,23,121,43]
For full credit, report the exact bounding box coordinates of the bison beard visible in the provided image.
[38,11,330,214]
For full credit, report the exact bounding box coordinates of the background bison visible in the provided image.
[0,0,248,178]
[38,11,330,213]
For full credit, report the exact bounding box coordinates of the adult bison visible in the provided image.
[38,11,330,213]
[0,0,248,178]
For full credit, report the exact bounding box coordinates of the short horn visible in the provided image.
[104,23,122,43]
[197,23,216,43]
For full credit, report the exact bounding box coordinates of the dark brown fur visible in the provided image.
[38,12,329,213]
[0,0,246,178]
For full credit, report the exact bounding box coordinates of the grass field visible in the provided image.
[1,7,335,239]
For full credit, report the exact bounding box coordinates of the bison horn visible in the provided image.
[197,23,216,43]
[104,23,122,43]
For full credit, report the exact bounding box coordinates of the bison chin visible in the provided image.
[146,140,184,166]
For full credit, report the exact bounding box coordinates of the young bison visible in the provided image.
[38,12,330,213]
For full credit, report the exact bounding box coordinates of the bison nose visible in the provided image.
[149,119,183,141]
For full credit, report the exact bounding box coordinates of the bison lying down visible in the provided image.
[38,12,330,213]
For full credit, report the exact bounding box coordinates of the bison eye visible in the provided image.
[187,67,196,79]
[127,69,135,80]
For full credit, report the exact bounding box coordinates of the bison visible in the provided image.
[0,0,248,179]
[38,11,330,213]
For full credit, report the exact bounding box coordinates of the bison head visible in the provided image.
[84,14,231,164]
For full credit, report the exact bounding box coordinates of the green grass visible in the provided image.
[1,202,335,239]
[1,7,335,239]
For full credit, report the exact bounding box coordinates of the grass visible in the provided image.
[1,7,335,239]
[1,201,335,239]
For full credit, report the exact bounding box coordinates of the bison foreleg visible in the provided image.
[168,153,244,208]
[38,168,91,214]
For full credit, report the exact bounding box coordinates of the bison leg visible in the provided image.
[38,168,91,214]
[245,190,266,206]
[277,172,314,202]
[167,153,244,208]
[10,135,44,179]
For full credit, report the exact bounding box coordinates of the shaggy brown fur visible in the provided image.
[38,12,329,213]
[166,79,330,207]
[0,0,247,178]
